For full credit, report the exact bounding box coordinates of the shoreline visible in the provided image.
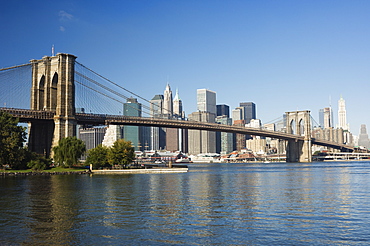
[0,170,90,176]
[92,167,188,174]
[1,166,189,176]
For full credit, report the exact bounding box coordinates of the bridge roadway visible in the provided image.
[1,108,356,152]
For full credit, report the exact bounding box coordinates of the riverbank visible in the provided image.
[92,167,188,174]
[1,164,189,176]
[0,170,90,176]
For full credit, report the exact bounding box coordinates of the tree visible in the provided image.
[0,112,27,169]
[27,153,51,171]
[14,147,33,170]
[86,144,110,169]
[108,139,135,168]
[53,136,86,168]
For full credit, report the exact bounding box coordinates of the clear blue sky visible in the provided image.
[1,0,370,135]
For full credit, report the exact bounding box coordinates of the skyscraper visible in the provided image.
[150,94,163,117]
[188,111,216,154]
[358,124,370,149]
[173,89,184,119]
[233,119,246,151]
[168,89,187,152]
[238,102,256,142]
[102,125,124,147]
[217,104,230,118]
[150,95,165,150]
[197,89,216,115]
[319,107,333,129]
[123,97,141,151]
[79,126,107,151]
[337,96,349,131]
[239,102,256,124]
[163,83,173,118]
[79,126,107,159]
[232,107,243,123]
[188,89,216,154]
[216,115,233,154]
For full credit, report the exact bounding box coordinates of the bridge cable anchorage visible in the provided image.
[75,62,174,117]
[75,80,151,116]
[0,63,31,72]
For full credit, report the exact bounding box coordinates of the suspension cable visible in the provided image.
[264,115,284,124]
[310,116,320,128]
[75,80,151,116]
[75,61,172,115]
[75,71,153,113]
[0,63,31,71]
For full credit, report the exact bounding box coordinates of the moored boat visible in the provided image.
[175,158,193,163]
[189,153,221,163]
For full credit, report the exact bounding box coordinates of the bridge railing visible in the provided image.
[0,108,55,120]
[75,113,306,141]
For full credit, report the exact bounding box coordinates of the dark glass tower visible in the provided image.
[123,97,142,151]
[358,124,370,149]
[239,102,256,124]
[217,104,230,118]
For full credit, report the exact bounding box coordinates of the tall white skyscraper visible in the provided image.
[173,89,183,119]
[337,96,349,131]
[197,89,216,115]
[163,83,173,117]
[188,88,216,154]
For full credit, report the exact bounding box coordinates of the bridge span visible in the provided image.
[1,108,356,154]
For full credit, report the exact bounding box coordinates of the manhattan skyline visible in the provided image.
[1,1,370,135]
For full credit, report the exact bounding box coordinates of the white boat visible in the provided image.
[175,158,192,163]
[190,153,221,163]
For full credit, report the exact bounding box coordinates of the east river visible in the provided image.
[1,161,370,245]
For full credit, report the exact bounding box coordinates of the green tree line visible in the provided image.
[0,111,50,170]
[1,111,135,171]
[85,139,135,169]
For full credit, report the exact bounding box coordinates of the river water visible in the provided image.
[1,161,370,245]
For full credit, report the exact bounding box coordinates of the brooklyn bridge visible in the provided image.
[0,53,359,162]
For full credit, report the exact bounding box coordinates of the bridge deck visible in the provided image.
[0,108,356,152]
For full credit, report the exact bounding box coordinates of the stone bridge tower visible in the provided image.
[285,110,312,162]
[28,53,77,156]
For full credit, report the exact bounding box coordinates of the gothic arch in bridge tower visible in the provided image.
[50,72,58,110]
[29,53,77,157]
[299,119,305,136]
[285,110,312,162]
[290,119,296,135]
[38,75,45,110]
